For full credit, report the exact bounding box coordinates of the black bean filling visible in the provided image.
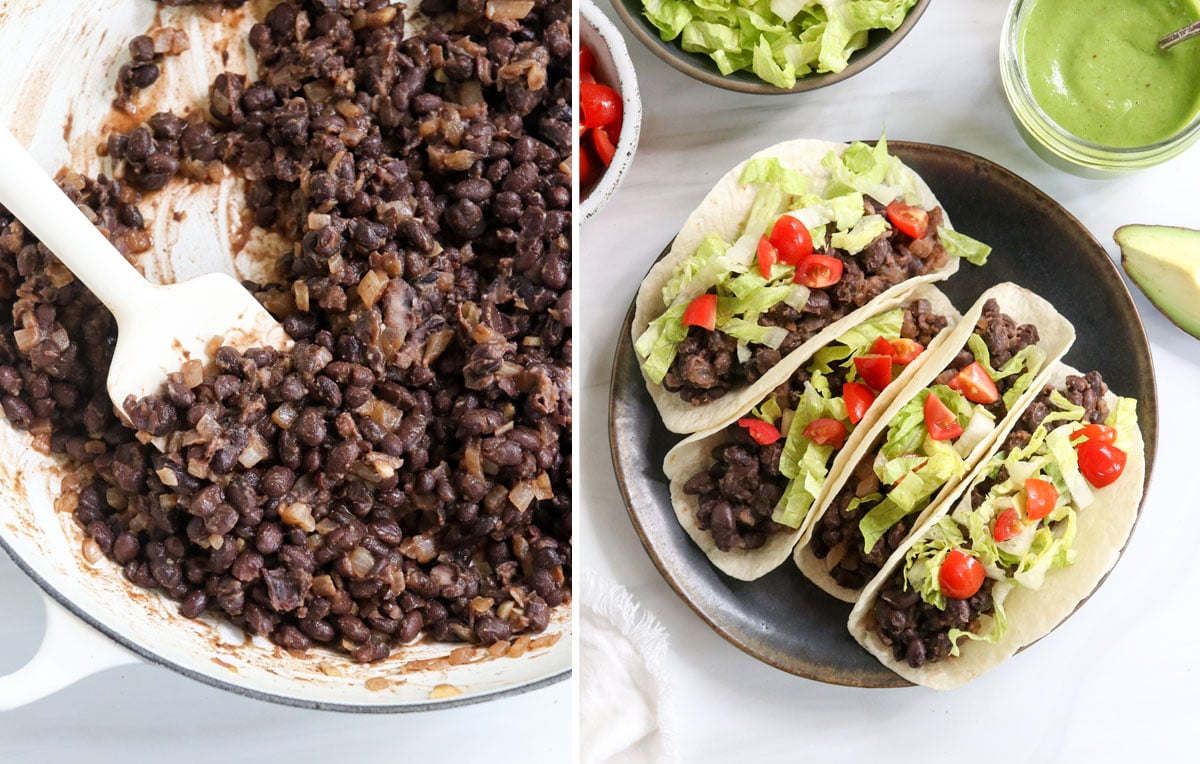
[682,299,948,552]
[0,0,570,662]
[873,371,1111,668]
[662,204,950,405]
[811,302,1040,590]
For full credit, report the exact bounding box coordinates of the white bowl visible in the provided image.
[579,0,642,223]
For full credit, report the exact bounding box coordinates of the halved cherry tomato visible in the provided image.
[924,393,964,441]
[793,254,844,288]
[889,338,924,364]
[580,44,596,76]
[579,145,601,189]
[1071,423,1117,446]
[1024,477,1058,521]
[739,418,781,445]
[870,335,895,358]
[1077,441,1127,488]
[592,127,617,167]
[681,293,717,331]
[947,362,1000,405]
[885,200,929,239]
[802,418,848,449]
[854,354,893,391]
[756,236,778,279]
[992,506,1022,542]
[580,68,595,84]
[939,549,985,599]
[842,382,876,424]
[769,215,813,266]
[581,82,622,129]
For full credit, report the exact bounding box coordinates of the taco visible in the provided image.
[847,363,1143,689]
[794,283,1075,601]
[632,138,991,435]
[664,285,962,580]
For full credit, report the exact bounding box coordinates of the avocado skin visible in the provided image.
[1115,224,1200,341]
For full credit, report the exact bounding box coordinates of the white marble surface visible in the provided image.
[581,1,1200,761]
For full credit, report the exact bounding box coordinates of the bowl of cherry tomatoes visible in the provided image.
[580,0,641,222]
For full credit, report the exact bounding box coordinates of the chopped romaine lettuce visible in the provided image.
[634,301,690,385]
[642,0,918,88]
[662,234,728,306]
[810,308,905,373]
[939,227,992,266]
[830,214,888,255]
[739,157,811,196]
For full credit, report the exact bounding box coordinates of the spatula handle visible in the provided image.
[0,124,151,320]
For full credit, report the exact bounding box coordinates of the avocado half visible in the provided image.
[1115,224,1200,340]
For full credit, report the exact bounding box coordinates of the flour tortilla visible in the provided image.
[847,362,1145,690]
[663,284,962,581]
[632,139,962,435]
[794,283,1077,602]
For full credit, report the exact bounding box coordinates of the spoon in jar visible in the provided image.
[1160,20,1200,50]
[0,124,292,429]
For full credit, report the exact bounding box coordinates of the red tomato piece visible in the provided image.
[889,338,924,364]
[870,335,895,358]
[924,393,964,441]
[592,126,617,167]
[580,44,596,76]
[947,362,1000,405]
[1071,423,1117,446]
[681,294,717,331]
[793,254,844,288]
[939,549,986,599]
[802,418,848,449]
[738,418,781,446]
[1024,477,1058,521]
[769,215,813,266]
[579,145,602,190]
[756,236,778,279]
[854,354,893,392]
[581,82,622,128]
[842,382,877,424]
[992,506,1022,542]
[1077,441,1128,488]
[885,200,929,239]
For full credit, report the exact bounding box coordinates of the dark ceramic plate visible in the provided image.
[609,0,930,95]
[608,142,1158,687]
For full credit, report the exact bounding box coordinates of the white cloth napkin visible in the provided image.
[580,573,677,764]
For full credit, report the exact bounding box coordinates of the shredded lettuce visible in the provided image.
[1105,396,1139,452]
[739,158,811,196]
[810,308,905,373]
[634,301,689,385]
[771,380,849,528]
[939,227,992,266]
[642,0,919,88]
[662,234,728,306]
[830,214,888,255]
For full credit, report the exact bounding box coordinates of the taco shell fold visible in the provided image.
[664,284,962,581]
[846,362,1145,689]
[794,283,1077,602]
[632,139,962,435]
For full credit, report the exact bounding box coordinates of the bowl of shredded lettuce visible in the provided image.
[610,0,930,94]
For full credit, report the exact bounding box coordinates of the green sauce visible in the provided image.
[1020,0,1200,147]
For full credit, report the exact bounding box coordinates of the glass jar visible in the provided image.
[1000,0,1200,176]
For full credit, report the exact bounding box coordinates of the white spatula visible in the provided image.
[0,124,292,423]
